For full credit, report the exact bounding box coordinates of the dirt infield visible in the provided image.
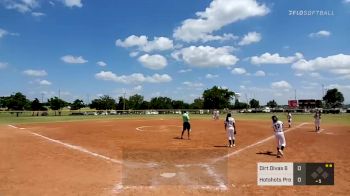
[1,118,349,195]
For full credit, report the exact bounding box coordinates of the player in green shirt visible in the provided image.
[181,111,191,139]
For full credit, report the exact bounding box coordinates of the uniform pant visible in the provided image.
[275,132,286,148]
[227,128,235,140]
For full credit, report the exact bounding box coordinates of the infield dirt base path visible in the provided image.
[1,118,349,195]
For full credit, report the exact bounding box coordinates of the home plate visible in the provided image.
[160,173,176,178]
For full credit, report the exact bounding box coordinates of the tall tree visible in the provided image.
[71,99,85,110]
[202,86,234,109]
[128,94,144,110]
[249,99,260,109]
[233,99,248,109]
[190,98,204,109]
[6,92,29,110]
[48,97,67,115]
[266,100,278,108]
[323,88,344,108]
[31,98,43,111]
[149,97,173,109]
[90,95,116,110]
[172,100,187,109]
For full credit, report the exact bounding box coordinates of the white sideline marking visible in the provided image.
[136,125,182,131]
[136,126,152,131]
[213,122,309,162]
[318,129,325,133]
[202,164,227,190]
[8,124,18,129]
[7,124,122,165]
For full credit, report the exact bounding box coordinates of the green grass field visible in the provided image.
[1,112,349,126]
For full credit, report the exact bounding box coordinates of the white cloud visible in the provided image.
[61,55,88,64]
[292,54,350,78]
[183,81,204,88]
[38,79,52,85]
[178,69,192,73]
[251,52,303,65]
[23,69,47,77]
[238,32,261,46]
[344,0,350,3]
[1,0,39,13]
[310,72,321,78]
[0,28,18,38]
[129,51,139,57]
[31,12,45,17]
[138,54,167,70]
[231,67,247,75]
[172,46,239,67]
[142,37,173,52]
[116,35,173,52]
[96,61,107,67]
[271,80,292,89]
[116,35,148,48]
[309,30,331,38]
[133,85,142,91]
[205,74,219,79]
[254,70,266,76]
[173,0,269,42]
[0,62,8,69]
[0,28,8,38]
[95,71,172,84]
[63,0,83,8]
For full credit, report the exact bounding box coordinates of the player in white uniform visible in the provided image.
[213,109,219,120]
[287,112,292,128]
[272,115,286,158]
[314,110,321,132]
[224,113,236,147]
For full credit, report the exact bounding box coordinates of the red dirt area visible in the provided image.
[0,118,349,196]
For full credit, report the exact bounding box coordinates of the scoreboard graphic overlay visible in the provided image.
[258,162,334,186]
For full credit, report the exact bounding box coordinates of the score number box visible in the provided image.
[258,162,334,186]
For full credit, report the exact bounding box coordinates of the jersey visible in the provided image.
[272,120,284,133]
[225,117,235,130]
[287,113,292,120]
[182,113,190,122]
[314,112,321,120]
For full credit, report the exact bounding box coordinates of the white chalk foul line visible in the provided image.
[202,164,227,190]
[7,125,122,165]
[136,125,182,131]
[213,122,309,163]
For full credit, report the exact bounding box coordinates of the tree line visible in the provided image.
[0,86,345,111]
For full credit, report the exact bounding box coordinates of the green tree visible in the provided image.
[172,100,188,109]
[202,86,234,109]
[323,88,344,108]
[140,100,149,110]
[266,100,278,108]
[116,96,128,110]
[149,97,173,109]
[190,98,204,109]
[128,94,144,110]
[90,95,116,110]
[48,97,67,115]
[249,99,260,109]
[6,92,29,110]
[31,98,43,111]
[71,99,85,110]
[233,99,249,109]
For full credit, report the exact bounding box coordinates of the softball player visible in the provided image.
[181,111,191,139]
[272,115,286,158]
[224,113,236,147]
[287,112,292,128]
[314,110,321,132]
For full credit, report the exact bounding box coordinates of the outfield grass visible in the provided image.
[0,112,349,125]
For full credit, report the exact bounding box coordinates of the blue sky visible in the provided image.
[0,0,349,104]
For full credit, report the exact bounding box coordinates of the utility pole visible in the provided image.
[123,91,126,111]
[294,89,297,100]
[41,93,44,103]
